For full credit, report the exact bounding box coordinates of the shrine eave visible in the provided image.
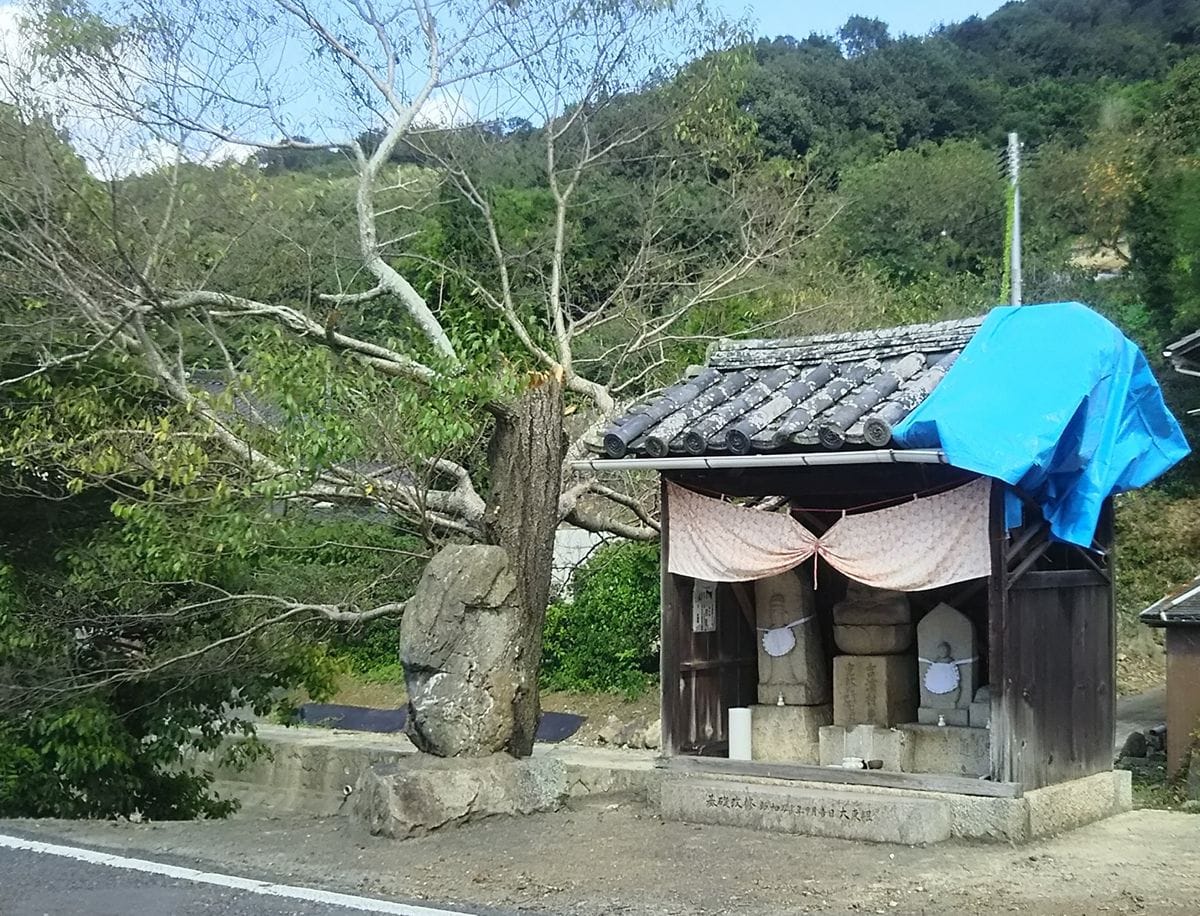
[572,448,950,473]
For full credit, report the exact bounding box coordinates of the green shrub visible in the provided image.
[541,541,660,695]
[334,618,405,683]
[0,558,339,820]
[0,496,410,819]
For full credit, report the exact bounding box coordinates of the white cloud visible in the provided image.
[414,88,476,128]
[0,4,255,178]
[0,4,33,95]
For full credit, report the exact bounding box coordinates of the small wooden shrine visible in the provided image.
[577,307,1186,842]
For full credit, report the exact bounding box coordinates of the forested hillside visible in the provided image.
[3,0,1200,815]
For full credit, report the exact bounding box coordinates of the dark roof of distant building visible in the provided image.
[599,315,984,459]
[1164,329,1200,373]
[1140,576,1200,628]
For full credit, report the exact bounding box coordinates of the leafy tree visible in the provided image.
[838,16,891,59]
[1126,58,1200,333]
[1,0,818,779]
[835,140,1006,283]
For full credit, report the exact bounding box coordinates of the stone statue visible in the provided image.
[925,642,962,705]
[916,603,978,726]
[754,569,829,706]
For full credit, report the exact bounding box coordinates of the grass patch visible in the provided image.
[1130,766,1197,811]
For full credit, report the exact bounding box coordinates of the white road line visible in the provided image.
[0,833,472,915]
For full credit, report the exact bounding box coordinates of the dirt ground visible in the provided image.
[5,798,1198,915]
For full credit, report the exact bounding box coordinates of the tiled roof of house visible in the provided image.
[1165,328,1200,373]
[1140,575,1200,628]
[600,315,985,458]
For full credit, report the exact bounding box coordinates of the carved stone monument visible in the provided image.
[833,654,917,726]
[754,570,828,706]
[917,603,978,727]
[832,582,914,655]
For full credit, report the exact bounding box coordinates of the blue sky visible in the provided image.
[718,1,1011,40]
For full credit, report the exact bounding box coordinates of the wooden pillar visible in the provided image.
[660,476,682,757]
[987,479,1015,784]
[1166,628,1200,777]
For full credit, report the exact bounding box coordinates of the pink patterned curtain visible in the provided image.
[665,477,991,591]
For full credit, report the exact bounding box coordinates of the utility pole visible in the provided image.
[1007,131,1022,307]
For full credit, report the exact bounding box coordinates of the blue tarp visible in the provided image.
[893,302,1190,547]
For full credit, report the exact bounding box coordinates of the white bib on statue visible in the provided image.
[759,615,814,658]
[919,656,977,695]
[923,661,960,695]
[761,626,796,657]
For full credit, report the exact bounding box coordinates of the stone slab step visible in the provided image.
[661,776,952,845]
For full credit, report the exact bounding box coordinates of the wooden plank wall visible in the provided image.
[990,485,1116,789]
[1165,629,1200,777]
[1000,580,1115,787]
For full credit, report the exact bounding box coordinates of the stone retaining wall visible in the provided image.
[202,725,1131,844]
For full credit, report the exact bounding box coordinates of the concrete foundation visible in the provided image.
[660,776,952,845]
[751,703,831,763]
[818,723,989,777]
[659,769,1132,844]
[969,700,991,729]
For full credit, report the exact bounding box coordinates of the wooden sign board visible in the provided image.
[692,580,717,633]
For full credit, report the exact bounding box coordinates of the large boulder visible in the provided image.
[353,754,568,838]
[400,544,522,757]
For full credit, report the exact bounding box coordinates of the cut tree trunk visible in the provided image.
[483,369,565,757]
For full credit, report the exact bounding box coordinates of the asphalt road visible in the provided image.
[0,833,488,916]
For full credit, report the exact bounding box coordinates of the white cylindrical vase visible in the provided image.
[728,706,752,761]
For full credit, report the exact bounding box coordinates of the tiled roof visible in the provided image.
[1165,328,1200,372]
[1140,575,1200,628]
[600,315,985,458]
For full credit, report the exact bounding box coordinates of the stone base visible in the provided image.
[353,753,568,838]
[833,654,918,727]
[969,701,991,729]
[898,724,989,777]
[661,776,952,845]
[659,769,1132,844]
[818,725,907,771]
[757,684,829,706]
[751,703,831,763]
[1023,768,1132,838]
[918,707,970,726]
